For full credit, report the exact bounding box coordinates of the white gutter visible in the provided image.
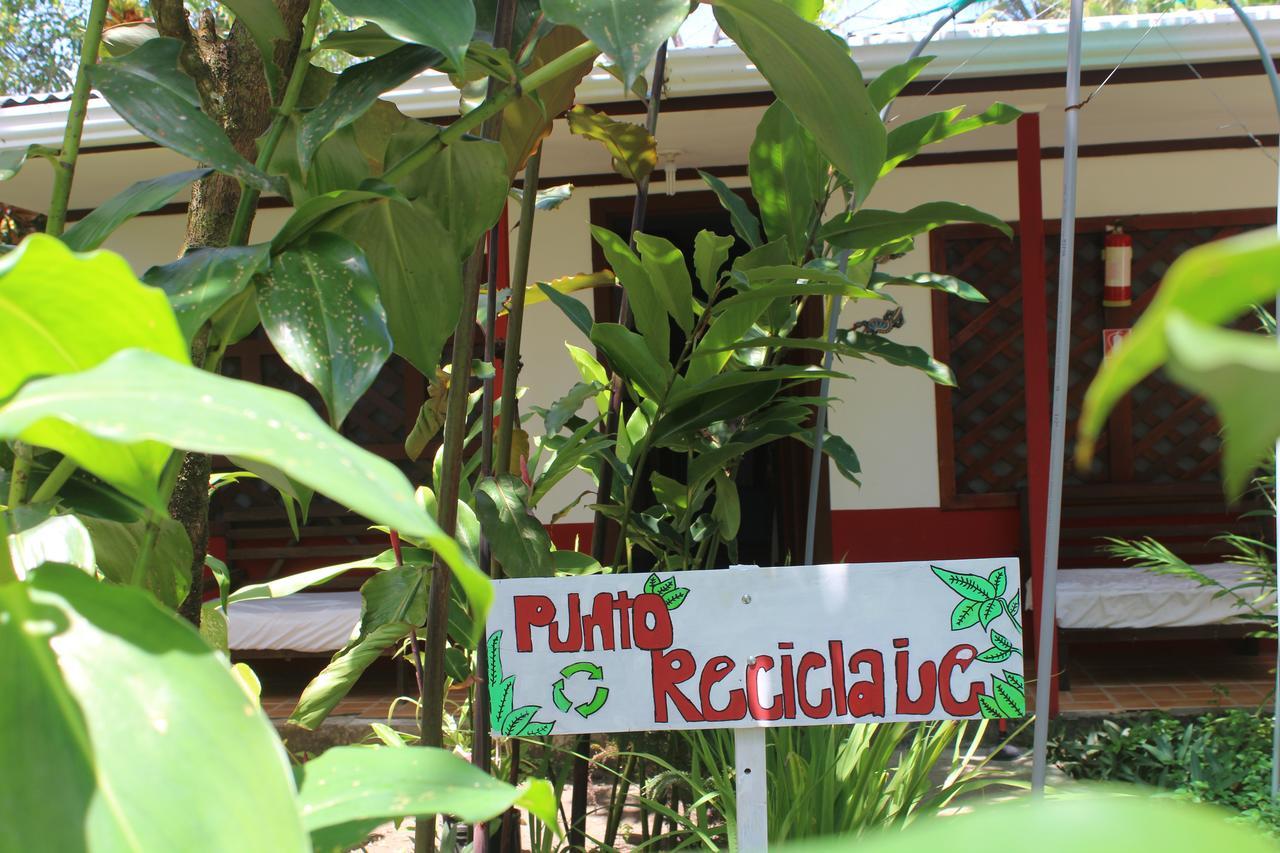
[2,7,1279,150]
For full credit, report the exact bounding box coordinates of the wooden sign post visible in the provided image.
[487,559,1024,850]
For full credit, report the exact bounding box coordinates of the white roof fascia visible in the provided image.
[2,8,1278,151]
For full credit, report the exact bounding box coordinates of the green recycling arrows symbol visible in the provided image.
[551,660,609,718]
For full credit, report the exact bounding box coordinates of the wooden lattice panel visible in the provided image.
[932,210,1272,506]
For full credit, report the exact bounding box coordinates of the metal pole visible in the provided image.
[1030,0,1085,794]
[802,2,975,564]
[1223,0,1280,799]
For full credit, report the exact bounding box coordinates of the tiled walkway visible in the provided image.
[1055,644,1275,716]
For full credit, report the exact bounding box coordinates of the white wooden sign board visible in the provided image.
[486,559,1023,849]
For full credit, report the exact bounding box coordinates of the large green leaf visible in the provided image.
[0,350,448,549]
[749,101,827,260]
[474,475,554,578]
[90,38,281,194]
[713,0,885,202]
[228,549,406,604]
[882,103,1021,175]
[799,430,861,483]
[699,170,762,249]
[78,513,193,609]
[298,746,556,852]
[1079,229,1280,463]
[271,185,403,250]
[297,44,443,174]
[0,566,306,851]
[538,283,595,339]
[217,0,288,96]
[6,512,95,578]
[258,232,392,428]
[290,563,427,729]
[542,0,689,89]
[870,271,986,303]
[590,322,672,401]
[635,232,694,333]
[867,55,933,111]
[1163,314,1280,498]
[0,234,190,402]
[840,330,955,385]
[344,198,462,376]
[500,26,597,178]
[567,105,658,184]
[62,168,211,252]
[330,0,474,69]
[391,131,509,257]
[591,225,669,362]
[142,245,271,342]
[819,202,1011,253]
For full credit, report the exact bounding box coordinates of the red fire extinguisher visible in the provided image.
[1102,225,1132,307]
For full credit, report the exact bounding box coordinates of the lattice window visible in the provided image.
[932,211,1272,507]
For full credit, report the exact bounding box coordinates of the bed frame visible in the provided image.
[1025,483,1271,686]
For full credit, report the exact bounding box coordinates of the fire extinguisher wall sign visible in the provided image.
[1103,226,1132,307]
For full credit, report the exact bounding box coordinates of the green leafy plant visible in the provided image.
[488,630,556,737]
[645,571,691,609]
[931,564,1024,717]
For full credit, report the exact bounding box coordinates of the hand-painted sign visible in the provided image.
[486,560,1024,737]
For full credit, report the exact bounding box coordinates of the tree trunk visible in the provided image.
[153,0,311,624]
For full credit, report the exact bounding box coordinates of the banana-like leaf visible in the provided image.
[749,101,827,260]
[90,38,281,194]
[635,233,694,333]
[870,271,986,303]
[542,0,688,89]
[699,170,761,248]
[868,55,934,111]
[330,0,474,69]
[713,0,885,203]
[1078,229,1280,463]
[798,430,862,484]
[297,44,443,174]
[882,103,1022,175]
[143,244,270,342]
[228,549,407,605]
[0,234,190,402]
[819,202,1011,253]
[63,168,213,252]
[474,475,554,578]
[258,232,393,427]
[591,322,672,401]
[0,566,307,851]
[567,105,658,184]
[592,225,668,361]
[537,283,595,339]
[694,229,736,296]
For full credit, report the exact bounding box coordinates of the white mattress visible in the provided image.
[1056,563,1271,630]
[228,592,361,653]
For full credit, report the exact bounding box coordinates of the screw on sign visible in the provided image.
[486,560,1024,850]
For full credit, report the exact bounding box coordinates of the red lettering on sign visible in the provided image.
[746,655,783,721]
[797,651,833,718]
[513,595,554,652]
[700,655,747,722]
[894,639,938,715]
[549,593,583,652]
[633,593,673,650]
[847,649,885,717]
[650,648,703,723]
[582,592,616,651]
[938,644,983,716]
[830,640,848,716]
[614,591,633,649]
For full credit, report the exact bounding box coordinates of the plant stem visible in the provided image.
[29,456,78,504]
[226,0,325,246]
[0,511,17,585]
[130,509,161,588]
[45,0,110,236]
[383,41,598,187]
[495,150,542,474]
[6,442,34,506]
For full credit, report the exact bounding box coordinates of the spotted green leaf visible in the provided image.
[258,232,392,428]
[542,0,689,89]
[330,0,473,69]
[62,168,212,252]
[143,244,270,342]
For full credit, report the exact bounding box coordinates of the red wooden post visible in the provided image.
[492,205,511,397]
[1016,112,1060,716]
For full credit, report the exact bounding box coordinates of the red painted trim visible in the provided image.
[1016,113,1059,715]
[827,507,1020,564]
[548,522,593,553]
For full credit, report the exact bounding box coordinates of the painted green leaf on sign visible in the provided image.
[989,676,1025,716]
[977,693,1004,719]
[713,0,885,203]
[990,629,1013,652]
[662,587,690,610]
[330,0,474,69]
[143,244,270,342]
[542,0,689,89]
[62,168,212,251]
[976,645,1013,664]
[951,599,982,631]
[258,232,392,428]
[0,234,190,402]
[474,475,554,579]
[977,598,1002,630]
[90,38,282,194]
[931,565,996,602]
[0,566,306,852]
[0,349,445,547]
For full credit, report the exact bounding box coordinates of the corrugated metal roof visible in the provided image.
[0,90,79,109]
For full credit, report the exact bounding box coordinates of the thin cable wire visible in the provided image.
[1070,8,1168,110]
[1154,27,1279,164]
